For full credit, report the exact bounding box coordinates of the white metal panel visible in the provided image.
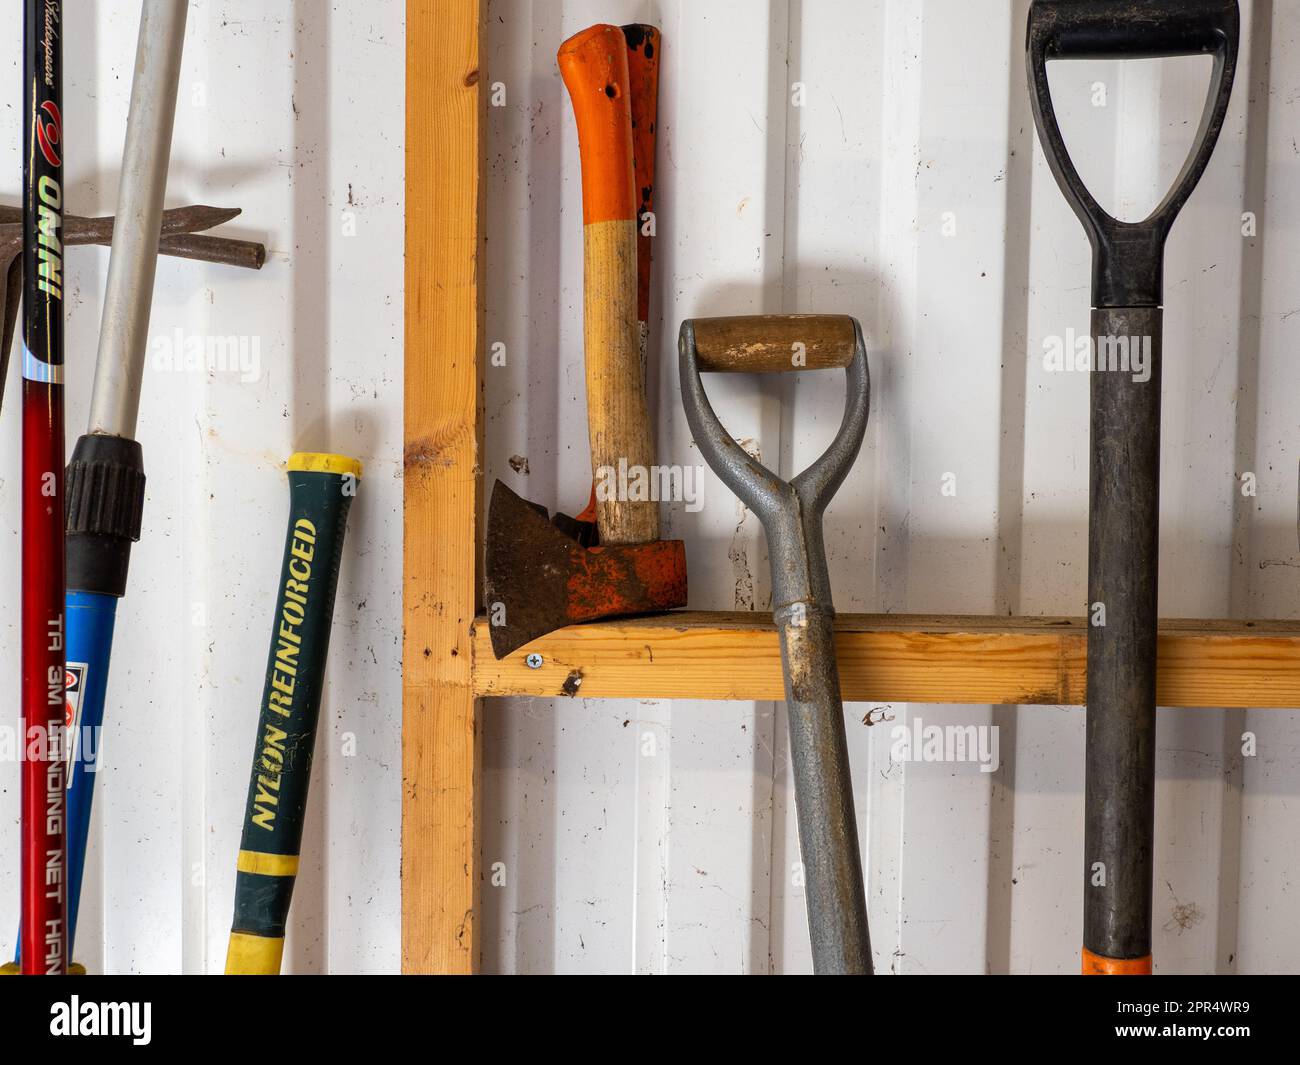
[0,0,403,974]
[1232,0,1300,975]
[652,0,791,976]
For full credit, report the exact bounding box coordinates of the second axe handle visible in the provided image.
[624,24,659,355]
[559,25,658,546]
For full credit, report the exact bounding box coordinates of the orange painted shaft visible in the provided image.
[1082,947,1153,975]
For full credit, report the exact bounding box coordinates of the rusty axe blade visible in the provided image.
[485,481,686,660]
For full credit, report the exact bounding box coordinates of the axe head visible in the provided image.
[485,480,687,659]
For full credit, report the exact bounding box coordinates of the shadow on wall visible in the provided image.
[286,0,331,977]
[988,0,1035,980]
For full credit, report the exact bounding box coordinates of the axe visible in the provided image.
[554,23,660,547]
[486,24,685,659]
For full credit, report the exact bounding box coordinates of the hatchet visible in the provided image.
[486,24,686,660]
[554,23,660,547]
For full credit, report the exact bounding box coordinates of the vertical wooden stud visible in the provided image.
[403,0,485,973]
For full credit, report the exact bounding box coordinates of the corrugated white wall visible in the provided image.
[0,0,1295,976]
[483,0,1298,975]
[0,0,404,973]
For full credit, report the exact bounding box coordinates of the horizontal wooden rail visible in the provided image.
[470,612,1300,708]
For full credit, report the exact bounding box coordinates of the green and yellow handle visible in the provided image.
[225,452,360,975]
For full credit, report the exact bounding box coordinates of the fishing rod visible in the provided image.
[5,1,190,974]
[20,0,68,975]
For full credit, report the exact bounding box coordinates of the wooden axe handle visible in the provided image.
[571,26,660,534]
[560,25,658,546]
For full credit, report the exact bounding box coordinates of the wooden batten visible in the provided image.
[471,612,1300,709]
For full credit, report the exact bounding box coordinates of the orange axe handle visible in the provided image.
[574,24,660,531]
[559,25,658,546]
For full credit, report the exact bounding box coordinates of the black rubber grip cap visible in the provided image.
[65,434,146,541]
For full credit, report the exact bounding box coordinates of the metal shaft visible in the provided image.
[679,316,872,974]
[88,0,188,439]
[56,0,188,962]
[1083,306,1162,963]
[763,488,871,975]
[776,600,872,974]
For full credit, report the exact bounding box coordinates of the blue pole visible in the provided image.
[13,591,117,964]
[64,591,119,953]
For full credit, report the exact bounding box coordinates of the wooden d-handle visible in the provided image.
[691,314,859,373]
[560,25,656,545]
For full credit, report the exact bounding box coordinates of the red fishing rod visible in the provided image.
[20,0,67,975]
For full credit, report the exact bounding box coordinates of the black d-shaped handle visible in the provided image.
[1027,0,1240,307]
